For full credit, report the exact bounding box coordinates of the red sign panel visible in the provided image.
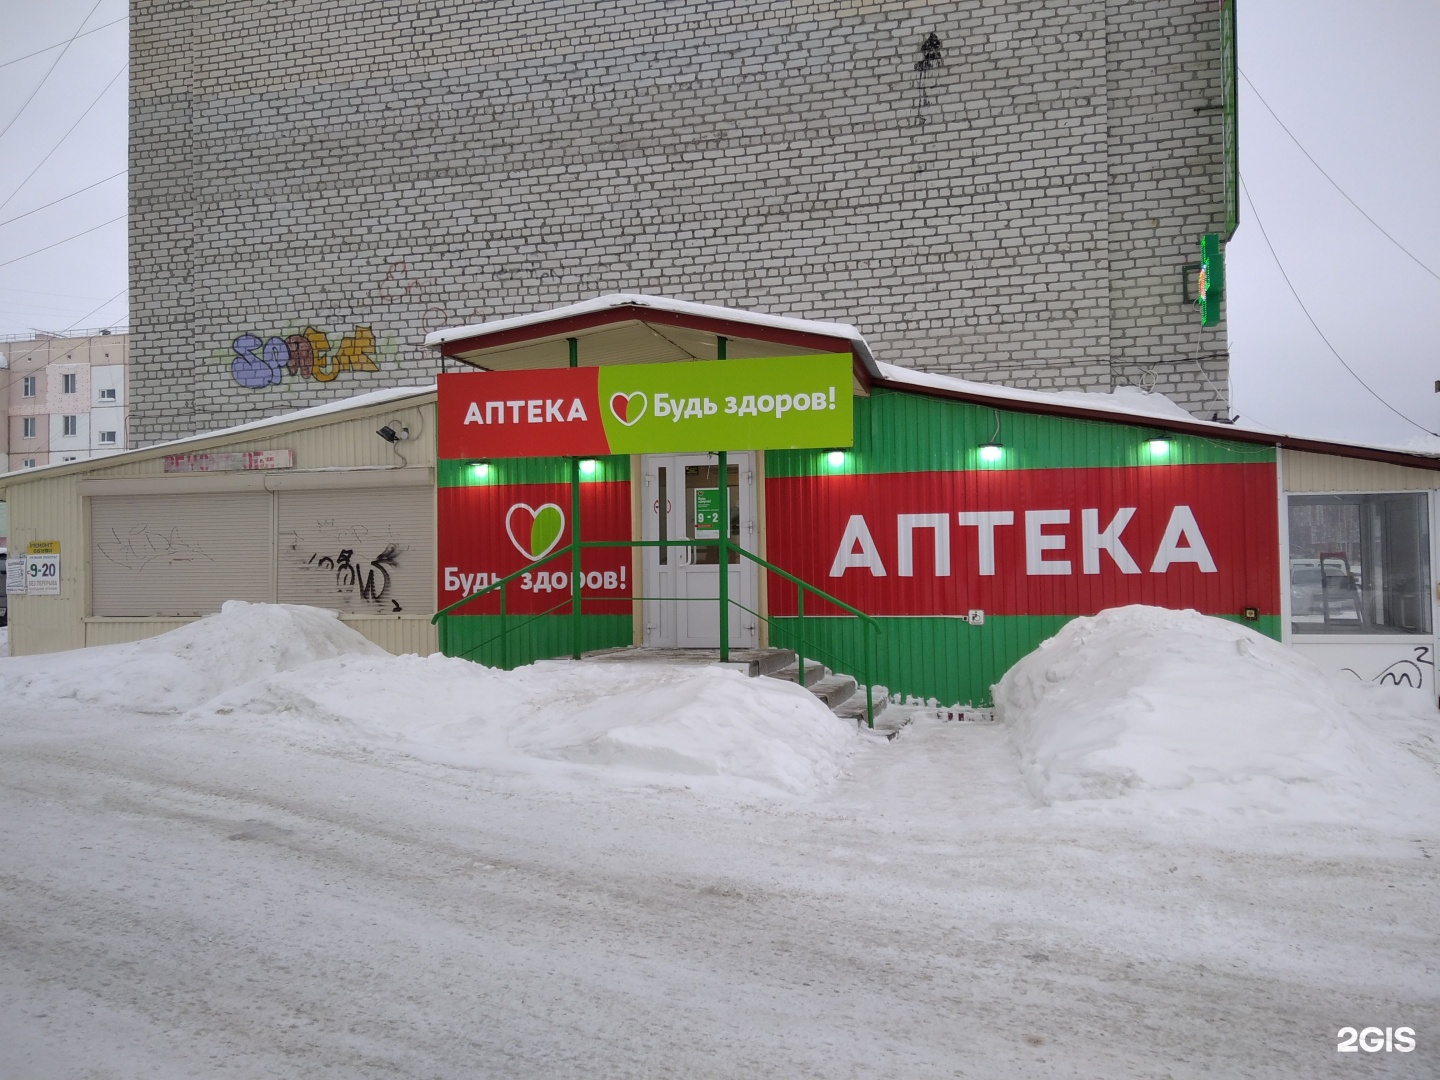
[439,369,609,459]
[765,463,1278,617]
[437,479,632,615]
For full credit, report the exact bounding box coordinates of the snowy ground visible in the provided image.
[1,605,1437,1078]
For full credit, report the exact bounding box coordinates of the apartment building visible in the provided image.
[1,331,130,472]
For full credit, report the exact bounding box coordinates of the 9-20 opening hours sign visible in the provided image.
[438,354,854,458]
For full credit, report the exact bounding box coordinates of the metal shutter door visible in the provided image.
[91,493,272,616]
[276,487,433,615]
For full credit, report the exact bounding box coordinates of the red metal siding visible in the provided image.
[765,462,1279,618]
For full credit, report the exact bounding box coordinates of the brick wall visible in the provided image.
[129,0,1230,444]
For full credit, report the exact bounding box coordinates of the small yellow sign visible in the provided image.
[27,540,60,555]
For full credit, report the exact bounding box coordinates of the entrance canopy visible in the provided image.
[425,293,880,392]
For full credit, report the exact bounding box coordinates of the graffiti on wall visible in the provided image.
[1340,646,1433,690]
[284,518,408,613]
[230,326,380,389]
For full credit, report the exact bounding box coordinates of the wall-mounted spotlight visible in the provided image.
[377,423,410,443]
[469,461,490,480]
[1146,435,1172,457]
[826,450,847,468]
[978,442,1003,463]
[579,458,597,476]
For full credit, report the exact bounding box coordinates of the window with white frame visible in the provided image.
[62,415,77,437]
[22,417,36,438]
[62,372,77,393]
[22,375,36,397]
[99,430,117,444]
[99,387,116,401]
[22,458,35,468]
[1288,493,1432,635]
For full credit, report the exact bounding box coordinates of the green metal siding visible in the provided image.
[770,614,1281,707]
[437,454,630,488]
[437,613,633,669]
[766,389,1274,479]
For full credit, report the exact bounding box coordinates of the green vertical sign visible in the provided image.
[1198,233,1225,327]
[694,487,723,535]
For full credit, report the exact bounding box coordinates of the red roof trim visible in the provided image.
[871,376,1440,472]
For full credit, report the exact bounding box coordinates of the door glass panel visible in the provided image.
[657,466,667,565]
[1288,493,1431,635]
[684,463,740,566]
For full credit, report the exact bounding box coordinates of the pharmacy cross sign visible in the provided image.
[438,354,854,458]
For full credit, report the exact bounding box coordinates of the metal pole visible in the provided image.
[796,586,805,687]
[716,334,729,663]
[569,337,583,660]
[717,448,729,663]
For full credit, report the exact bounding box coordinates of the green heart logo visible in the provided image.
[505,502,565,560]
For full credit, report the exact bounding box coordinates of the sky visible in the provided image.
[0,0,1436,447]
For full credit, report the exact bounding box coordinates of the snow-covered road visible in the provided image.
[2,706,1435,1078]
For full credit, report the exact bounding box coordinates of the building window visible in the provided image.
[22,375,36,397]
[62,455,78,462]
[1288,493,1431,636]
[99,430,117,444]
[62,372,77,394]
[62,415,78,437]
[22,417,36,438]
[99,387,117,401]
[22,458,35,468]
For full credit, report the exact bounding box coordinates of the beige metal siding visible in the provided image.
[85,617,196,647]
[2,472,87,654]
[277,487,434,615]
[1282,450,1440,493]
[341,615,438,655]
[91,493,272,616]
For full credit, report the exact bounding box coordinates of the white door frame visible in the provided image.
[640,452,758,648]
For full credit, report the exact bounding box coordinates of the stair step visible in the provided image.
[766,659,827,688]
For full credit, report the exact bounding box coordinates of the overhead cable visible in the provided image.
[0,0,108,142]
[0,212,125,269]
[1239,174,1436,437]
[0,14,128,71]
[0,63,128,215]
[0,169,125,228]
[1239,68,1440,285]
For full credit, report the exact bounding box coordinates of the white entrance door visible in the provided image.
[641,452,758,649]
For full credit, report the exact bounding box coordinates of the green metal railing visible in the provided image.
[431,536,883,726]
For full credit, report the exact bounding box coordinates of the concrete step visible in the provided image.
[767,659,827,688]
[583,645,796,679]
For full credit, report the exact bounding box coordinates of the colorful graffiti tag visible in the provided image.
[230,326,380,388]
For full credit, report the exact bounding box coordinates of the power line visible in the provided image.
[62,286,128,332]
[0,170,125,228]
[1239,174,1436,437]
[0,14,128,71]
[0,213,125,269]
[1239,68,1440,286]
[0,0,108,143]
[0,63,128,215]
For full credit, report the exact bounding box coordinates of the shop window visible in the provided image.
[22,375,35,397]
[62,415,78,437]
[1288,493,1431,635]
[22,417,36,439]
[99,430,117,444]
[62,373,77,394]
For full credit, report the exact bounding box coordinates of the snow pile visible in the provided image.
[995,606,1440,826]
[204,653,855,797]
[0,602,855,796]
[0,601,386,713]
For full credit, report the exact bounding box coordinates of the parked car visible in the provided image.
[1290,556,1362,626]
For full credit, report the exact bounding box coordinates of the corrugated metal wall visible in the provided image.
[1282,449,1440,493]
[1,395,438,656]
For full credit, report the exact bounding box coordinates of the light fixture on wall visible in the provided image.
[978,408,1003,463]
[470,461,490,480]
[826,450,847,468]
[377,423,410,443]
[1147,434,1173,457]
[579,459,597,476]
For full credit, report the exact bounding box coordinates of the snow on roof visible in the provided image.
[425,293,875,360]
[0,384,436,485]
[874,363,1222,426]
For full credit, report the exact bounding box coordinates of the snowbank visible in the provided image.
[995,606,1440,827]
[0,602,385,713]
[204,653,855,797]
[0,603,855,796]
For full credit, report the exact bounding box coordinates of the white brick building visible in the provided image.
[129,0,1237,444]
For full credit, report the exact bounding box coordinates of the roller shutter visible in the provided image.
[276,487,433,615]
[91,493,272,616]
